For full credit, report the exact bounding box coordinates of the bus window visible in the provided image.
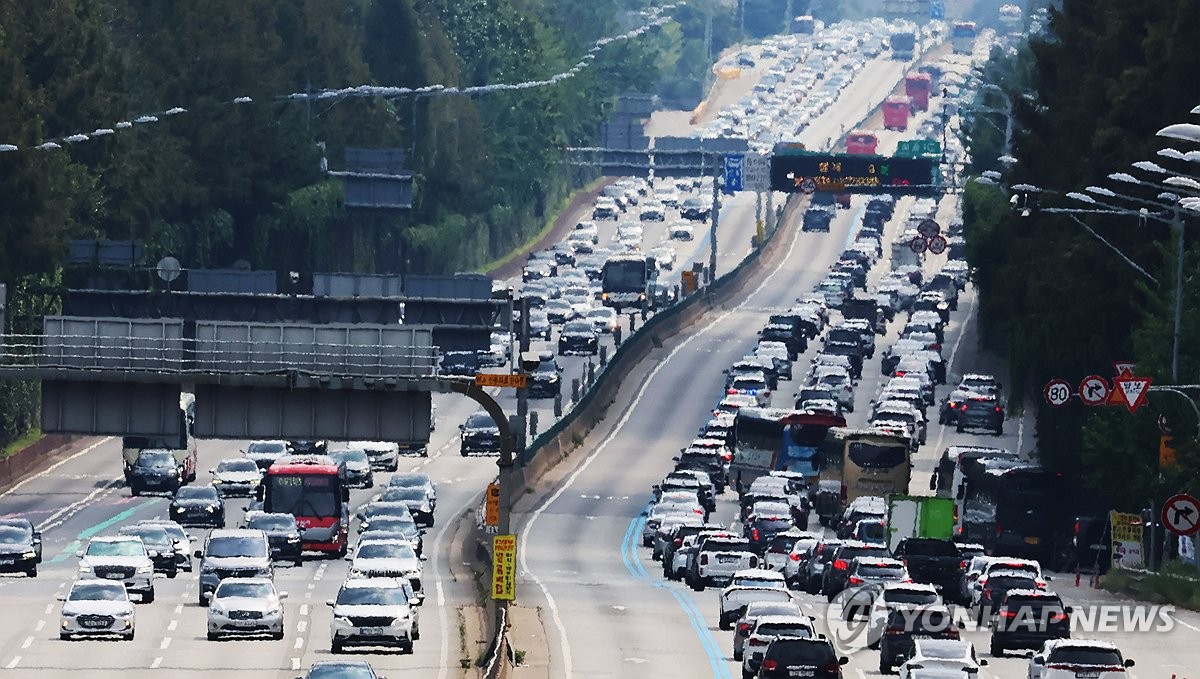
[847,441,907,468]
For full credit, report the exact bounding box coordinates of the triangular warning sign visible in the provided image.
[1115,377,1152,413]
[1113,361,1136,376]
[1106,383,1127,407]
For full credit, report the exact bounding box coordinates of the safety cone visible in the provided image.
[1075,571,1081,587]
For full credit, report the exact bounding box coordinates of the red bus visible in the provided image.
[905,73,932,112]
[263,455,350,556]
[883,96,911,131]
[845,130,879,155]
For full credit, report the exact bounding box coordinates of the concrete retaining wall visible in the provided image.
[0,434,83,491]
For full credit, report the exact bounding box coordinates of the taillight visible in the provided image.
[958,560,967,570]
[820,662,841,672]
[1074,520,1081,535]
[983,587,992,599]
[840,484,847,502]
[751,529,760,542]
[1037,581,1047,589]
[833,559,848,570]
[762,659,778,671]
[995,406,1003,412]
[749,637,768,646]
[848,576,864,585]
[727,388,737,394]
[953,504,959,523]
[700,554,709,565]
[948,401,958,408]
[789,553,801,561]
[960,403,968,411]
[674,538,683,547]
[998,610,1016,619]
[1049,612,1068,622]
[895,370,907,377]
[738,622,752,632]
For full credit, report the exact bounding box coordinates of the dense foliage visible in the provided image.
[960,0,1200,510]
[0,0,736,448]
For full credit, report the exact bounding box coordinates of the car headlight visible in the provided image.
[204,506,216,513]
[21,551,35,559]
[136,564,153,574]
[168,468,179,477]
[61,611,78,618]
[201,565,218,574]
[349,568,366,578]
[265,607,281,617]
[286,536,300,543]
[209,604,226,615]
[78,564,92,574]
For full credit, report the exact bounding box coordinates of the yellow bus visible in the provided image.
[832,428,913,503]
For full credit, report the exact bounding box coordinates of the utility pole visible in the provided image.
[703,10,713,97]
[738,0,746,38]
[785,0,793,33]
[754,191,764,246]
[708,163,721,282]
[515,295,531,454]
[1172,217,1185,382]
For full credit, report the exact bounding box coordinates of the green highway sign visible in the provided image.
[896,139,942,158]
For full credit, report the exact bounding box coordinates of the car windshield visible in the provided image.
[336,586,410,606]
[1050,646,1123,665]
[886,589,939,605]
[137,451,175,467]
[357,543,416,560]
[918,642,967,659]
[0,527,28,545]
[389,474,430,489]
[176,487,218,501]
[563,321,592,334]
[70,582,127,601]
[734,575,783,587]
[215,582,274,599]
[140,521,186,541]
[363,517,417,533]
[363,503,411,519]
[331,450,369,465]
[383,488,425,502]
[857,563,905,578]
[207,536,268,558]
[217,459,258,473]
[465,413,496,429]
[87,540,144,557]
[247,515,296,532]
[118,527,171,547]
[770,639,837,664]
[756,623,812,638]
[248,442,287,454]
[848,442,907,468]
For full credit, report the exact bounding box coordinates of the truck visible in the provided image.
[885,495,955,552]
[600,252,657,311]
[889,31,916,61]
[950,21,977,55]
[840,297,886,335]
[730,408,847,494]
[122,394,199,492]
[793,15,816,35]
[904,73,932,112]
[882,96,910,131]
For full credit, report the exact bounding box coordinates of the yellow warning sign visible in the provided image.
[475,373,527,388]
[485,483,500,526]
[491,534,516,601]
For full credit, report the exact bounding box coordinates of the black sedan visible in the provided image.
[117,525,179,577]
[460,411,502,456]
[558,320,599,356]
[0,517,41,563]
[528,359,563,399]
[0,526,38,577]
[242,511,303,566]
[169,486,225,528]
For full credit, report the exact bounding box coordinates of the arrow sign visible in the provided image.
[1163,494,1200,537]
[1043,379,1072,408]
[1078,374,1110,406]
[1114,375,1152,412]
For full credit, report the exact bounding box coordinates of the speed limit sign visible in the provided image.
[1043,379,1072,408]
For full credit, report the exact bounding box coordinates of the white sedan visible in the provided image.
[59,579,135,640]
[898,639,986,678]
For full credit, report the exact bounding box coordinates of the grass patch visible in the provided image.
[458,609,471,669]
[1101,560,1200,610]
[475,177,606,274]
[514,648,527,666]
[1,429,42,459]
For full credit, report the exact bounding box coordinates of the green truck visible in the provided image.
[885,494,955,552]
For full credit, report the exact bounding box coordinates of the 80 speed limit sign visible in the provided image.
[1043,379,1072,408]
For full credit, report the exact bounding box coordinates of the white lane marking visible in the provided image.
[0,437,113,499]
[293,637,304,649]
[517,201,808,679]
[1175,617,1200,633]
[151,657,163,669]
[174,604,183,615]
[167,619,178,632]
[929,293,975,459]
[291,657,301,670]
[33,620,44,632]
[436,580,445,607]
[159,637,171,650]
[6,656,20,669]
[300,604,309,616]
[297,620,308,633]
[20,636,32,649]
[43,604,53,615]
[36,475,125,532]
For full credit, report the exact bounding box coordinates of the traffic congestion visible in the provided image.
[0,8,1193,679]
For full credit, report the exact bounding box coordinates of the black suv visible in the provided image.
[757,638,847,678]
[127,449,183,495]
[956,396,1005,435]
[242,512,304,566]
[460,411,502,456]
[823,541,891,600]
[528,359,563,399]
[990,590,1071,656]
[879,605,960,673]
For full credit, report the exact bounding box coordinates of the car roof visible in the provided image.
[208,528,266,540]
[754,614,815,627]
[340,576,404,589]
[883,582,938,593]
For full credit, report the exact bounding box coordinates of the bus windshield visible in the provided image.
[602,261,646,292]
[847,441,907,468]
[266,473,340,518]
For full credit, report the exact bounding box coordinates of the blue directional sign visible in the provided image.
[723,154,744,194]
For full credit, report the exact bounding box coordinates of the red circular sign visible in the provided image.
[909,236,928,254]
[1077,374,1111,406]
[927,234,948,255]
[1163,494,1200,537]
[1043,379,1072,408]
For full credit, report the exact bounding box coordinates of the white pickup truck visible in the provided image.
[718,571,795,629]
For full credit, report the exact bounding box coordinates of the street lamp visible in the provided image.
[1158,123,1200,143]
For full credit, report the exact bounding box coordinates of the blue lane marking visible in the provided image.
[621,502,732,679]
[48,499,159,563]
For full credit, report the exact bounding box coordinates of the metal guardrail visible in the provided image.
[0,333,440,378]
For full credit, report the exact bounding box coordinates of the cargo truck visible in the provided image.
[904,73,932,112]
[882,96,911,131]
[889,31,916,61]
